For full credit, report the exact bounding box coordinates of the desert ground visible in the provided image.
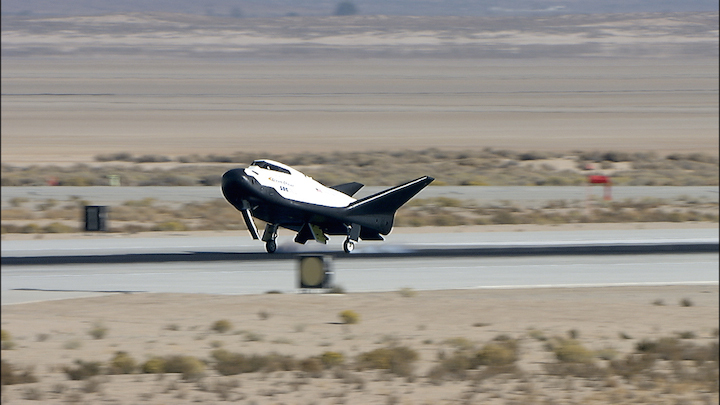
[2,286,718,404]
[1,13,718,164]
[2,12,718,404]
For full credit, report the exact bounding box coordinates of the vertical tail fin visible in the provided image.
[344,176,433,234]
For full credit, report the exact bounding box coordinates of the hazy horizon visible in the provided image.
[2,0,718,19]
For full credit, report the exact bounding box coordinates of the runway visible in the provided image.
[2,228,717,304]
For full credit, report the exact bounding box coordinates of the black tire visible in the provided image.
[266,240,277,253]
[343,238,355,253]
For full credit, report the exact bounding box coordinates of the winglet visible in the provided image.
[330,182,364,197]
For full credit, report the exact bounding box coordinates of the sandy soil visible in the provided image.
[1,285,718,404]
[2,58,718,166]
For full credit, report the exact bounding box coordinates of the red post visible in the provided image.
[587,175,612,201]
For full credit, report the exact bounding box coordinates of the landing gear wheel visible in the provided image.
[265,239,277,254]
[343,238,355,253]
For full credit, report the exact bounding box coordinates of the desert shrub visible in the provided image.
[435,351,474,380]
[63,339,82,350]
[474,340,519,367]
[443,337,474,351]
[211,350,297,375]
[544,361,606,378]
[339,310,360,325]
[134,154,171,163]
[320,351,345,368]
[244,331,264,342]
[212,350,252,375]
[163,355,205,381]
[109,351,137,374]
[153,221,188,232]
[356,346,418,377]
[22,386,44,400]
[636,336,715,362]
[528,329,547,341]
[299,358,324,377]
[1,360,38,385]
[680,298,694,307]
[552,339,594,363]
[211,319,233,334]
[676,331,697,339]
[64,360,102,380]
[43,222,76,233]
[398,287,417,298]
[1,330,14,350]
[88,321,108,339]
[95,152,134,162]
[609,353,656,380]
[141,357,166,374]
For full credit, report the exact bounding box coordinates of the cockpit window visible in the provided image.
[251,160,291,175]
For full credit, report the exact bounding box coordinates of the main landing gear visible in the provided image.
[343,238,355,253]
[262,224,279,254]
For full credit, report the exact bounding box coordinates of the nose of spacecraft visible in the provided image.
[221,168,254,204]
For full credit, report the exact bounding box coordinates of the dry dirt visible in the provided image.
[2,285,718,404]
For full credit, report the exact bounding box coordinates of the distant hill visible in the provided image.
[1,0,717,18]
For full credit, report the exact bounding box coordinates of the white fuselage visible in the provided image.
[244,160,356,208]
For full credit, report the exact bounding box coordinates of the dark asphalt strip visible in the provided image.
[2,242,717,265]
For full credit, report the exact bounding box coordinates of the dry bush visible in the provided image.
[1,360,38,385]
[544,361,607,379]
[211,349,297,375]
[63,360,103,380]
[474,340,519,367]
[339,310,360,325]
[356,346,418,377]
[88,321,108,339]
[163,355,205,381]
[141,357,166,374]
[552,338,594,363]
[108,351,137,374]
[211,319,233,334]
[608,353,656,381]
[320,351,345,368]
[5,149,718,187]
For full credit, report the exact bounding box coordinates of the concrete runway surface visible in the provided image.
[2,228,717,305]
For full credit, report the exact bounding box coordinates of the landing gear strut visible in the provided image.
[343,238,355,253]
